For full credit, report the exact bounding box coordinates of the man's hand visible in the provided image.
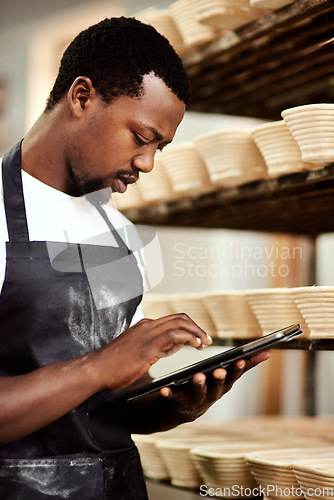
[90,313,213,392]
[157,350,272,422]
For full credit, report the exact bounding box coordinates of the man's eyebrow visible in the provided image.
[139,123,164,142]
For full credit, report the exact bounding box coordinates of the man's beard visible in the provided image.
[68,164,113,205]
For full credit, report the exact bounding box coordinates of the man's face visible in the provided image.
[66,73,186,197]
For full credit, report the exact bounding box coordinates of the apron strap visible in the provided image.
[1,140,132,252]
[2,140,29,242]
[93,203,131,255]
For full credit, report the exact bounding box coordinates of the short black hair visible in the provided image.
[45,16,190,111]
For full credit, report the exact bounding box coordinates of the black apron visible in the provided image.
[0,142,148,499]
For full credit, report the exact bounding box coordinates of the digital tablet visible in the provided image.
[125,324,302,402]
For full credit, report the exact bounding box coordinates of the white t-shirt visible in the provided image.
[0,157,144,326]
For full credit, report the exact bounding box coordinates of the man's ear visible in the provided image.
[67,76,95,117]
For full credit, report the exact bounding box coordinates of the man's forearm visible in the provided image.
[0,354,99,445]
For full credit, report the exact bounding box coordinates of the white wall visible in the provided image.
[313,234,334,415]
[0,30,30,153]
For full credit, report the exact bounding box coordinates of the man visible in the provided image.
[0,17,270,499]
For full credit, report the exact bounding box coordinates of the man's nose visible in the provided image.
[132,146,156,173]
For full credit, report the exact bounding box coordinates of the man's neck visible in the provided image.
[21,108,72,194]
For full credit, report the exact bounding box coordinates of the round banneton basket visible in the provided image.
[245,288,310,338]
[281,104,334,164]
[291,286,334,339]
[156,434,237,488]
[202,290,261,339]
[140,293,174,319]
[194,130,268,188]
[191,441,285,499]
[293,458,334,500]
[251,120,315,178]
[195,0,268,30]
[151,425,271,488]
[132,433,170,480]
[112,182,144,211]
[245,445,334,500]
[138,154,176,205]
[168,292,217,338]
[169,0,222,49]
[160,141,214,196]
[132,424,203,481]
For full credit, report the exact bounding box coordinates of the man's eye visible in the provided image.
[133,133,149,146]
